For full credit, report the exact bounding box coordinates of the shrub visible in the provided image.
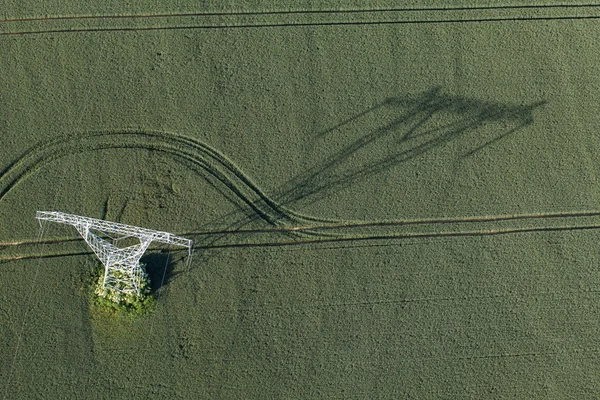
[90,263,156,316]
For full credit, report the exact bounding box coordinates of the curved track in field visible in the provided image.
[0,130,331,232]
[4,130,600,260]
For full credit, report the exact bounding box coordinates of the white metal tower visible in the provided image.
[36,211,192,296]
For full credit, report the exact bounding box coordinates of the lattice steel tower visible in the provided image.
[36,211,192,296]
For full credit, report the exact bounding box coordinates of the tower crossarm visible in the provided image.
[36,210,193,296]
[75,224,153,266]
[36,211,192,249]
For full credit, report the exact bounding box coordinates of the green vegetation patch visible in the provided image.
[89,263,156,316]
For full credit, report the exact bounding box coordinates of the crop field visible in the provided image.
[3,1,600,398]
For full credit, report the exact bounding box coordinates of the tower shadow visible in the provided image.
[141,252,182,292]
[276,87,546,207]
[188,87,547,263]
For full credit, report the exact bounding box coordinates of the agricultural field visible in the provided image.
[3,1,600,398]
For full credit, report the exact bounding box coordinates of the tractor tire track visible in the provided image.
[4,208,600,249]
[0,131,332,236]
[4,130,600,259]
[3,5,600,24]
[3,5,600,36]
[3,223,600,263]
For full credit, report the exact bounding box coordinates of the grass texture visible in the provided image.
[2,2,600,398]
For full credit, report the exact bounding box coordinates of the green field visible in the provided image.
[2,2,600,398]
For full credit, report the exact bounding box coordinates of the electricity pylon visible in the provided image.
[36,211,192,296]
